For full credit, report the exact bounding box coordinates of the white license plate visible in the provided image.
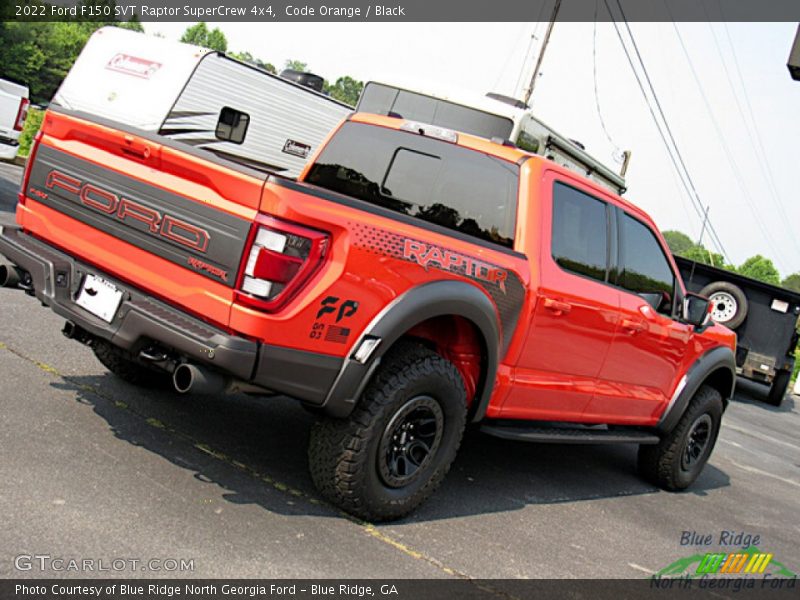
[75,274,123,323]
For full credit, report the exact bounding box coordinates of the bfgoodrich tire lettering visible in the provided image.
[308,341,467,521]
[638,384,722,491]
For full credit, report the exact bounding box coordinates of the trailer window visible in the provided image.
[216,107,249,144]
[306,122,519,248]
[551,182,609,282]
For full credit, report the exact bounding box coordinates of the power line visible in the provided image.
[601,0,730,263]
[592,1,622,154]
[610,0,731,262]
[669,21,788,273]
[715,20,800,257]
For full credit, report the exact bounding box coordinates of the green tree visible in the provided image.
[324,75,363,106]
[180,22,227,52]
[662,230,695,255]
[682,245,726,268]
[118,13,144,32]
[229,51,276,74]
[781,273,800,293]
[0,3,146,105]
[737,255,780,285]
[284,59,308,72]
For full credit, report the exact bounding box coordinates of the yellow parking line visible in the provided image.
[0,339,519,594]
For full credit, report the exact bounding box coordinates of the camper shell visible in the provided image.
[356,81,627,194]
[54,27,352,177]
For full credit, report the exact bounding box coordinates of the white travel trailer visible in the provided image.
[0,78,30,161]
[54,27,352,177]
[357,81,627,195]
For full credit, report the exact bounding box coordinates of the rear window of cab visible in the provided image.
[305,122,519,248]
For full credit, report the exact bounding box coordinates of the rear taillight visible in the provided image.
[14,98,29,131]
[18,130,43,207]
[235,215,329,312]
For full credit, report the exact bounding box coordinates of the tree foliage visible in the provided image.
[0,1,143,104]
[663,229,730,270]
[662,230,695,255]
[284,59,308,72]
[179,22,227,52]
[324,75,363,106]
[781,273,800,293]
[662,229,793,287]
[229,51,276,74]
[737,255,780,286]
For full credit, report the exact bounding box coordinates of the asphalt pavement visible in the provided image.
[0,160,798,580]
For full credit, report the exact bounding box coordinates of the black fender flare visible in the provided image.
[319,280,501,419]
[656,346,736,434]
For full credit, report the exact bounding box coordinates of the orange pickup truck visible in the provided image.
[0,106,735,520]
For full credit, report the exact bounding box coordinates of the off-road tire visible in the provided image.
[766,369,791,407]
[308,341,467,521]
[638,384,722,491]
[92,340,171,389]
[699,281,748,329]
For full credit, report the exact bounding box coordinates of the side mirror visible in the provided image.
[683,292,713,332]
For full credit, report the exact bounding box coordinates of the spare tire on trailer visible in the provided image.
[700,281,748,329]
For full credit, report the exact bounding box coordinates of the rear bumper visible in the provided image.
[0,226,343,407]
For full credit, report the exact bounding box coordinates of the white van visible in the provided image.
[0,79,30,161]
[54,27,352,177]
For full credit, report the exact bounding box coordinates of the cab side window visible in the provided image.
[619,213,675,315]
[551,182,609,282]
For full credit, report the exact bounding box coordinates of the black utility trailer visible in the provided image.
[675,256,800,406]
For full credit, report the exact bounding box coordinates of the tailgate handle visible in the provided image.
[543,297,572,315]
[121,135,152,160]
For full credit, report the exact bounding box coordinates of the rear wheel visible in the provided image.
[308,341,467,521]
[699,281,748,329]
[766,369,791,407]
[92,340,171,389]
[638,385,722,491]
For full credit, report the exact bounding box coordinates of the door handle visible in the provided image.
[621,318,646,334]
[543,297,572,314]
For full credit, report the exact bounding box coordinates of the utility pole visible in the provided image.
[523,0,562,106]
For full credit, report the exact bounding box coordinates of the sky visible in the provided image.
[143,20,800,277]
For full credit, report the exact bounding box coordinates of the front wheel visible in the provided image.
[308,341,467,521]
[638,385,722,491]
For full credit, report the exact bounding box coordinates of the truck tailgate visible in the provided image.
[17,108,264,328]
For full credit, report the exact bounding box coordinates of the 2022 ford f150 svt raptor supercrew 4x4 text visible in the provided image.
[0,107,736,520]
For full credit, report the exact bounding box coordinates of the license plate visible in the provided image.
[75,274,123,323]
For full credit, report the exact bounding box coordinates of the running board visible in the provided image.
[480,424,660,445]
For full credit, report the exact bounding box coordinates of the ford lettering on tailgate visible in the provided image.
[26,145,253,286]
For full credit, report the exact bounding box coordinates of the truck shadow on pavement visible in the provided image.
[51,373,731,524]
